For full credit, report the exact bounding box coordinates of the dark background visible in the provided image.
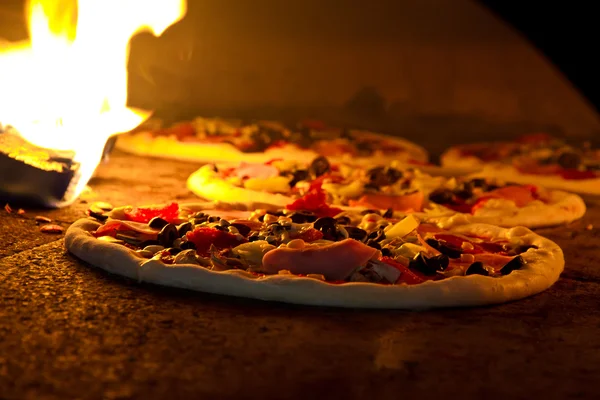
[1,0,599,148]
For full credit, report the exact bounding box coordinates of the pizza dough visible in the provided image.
[65,207,564,310]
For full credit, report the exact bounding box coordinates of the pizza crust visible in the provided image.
[425,189,587,229]
[65,217,564,309]
[440,147,486,173]
[116,128,429,165]
[115,132,317,164]
[471,164,600,196]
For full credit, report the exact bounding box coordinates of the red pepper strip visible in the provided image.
[380,257,425,285]
[264,158,284,165]
[293,228,324,242]
[307,173,345,191]
[432,233,508,255]
[124,202,180,224]
[559,169,597,180]
[286,187,343,218]
[186,226,247,255]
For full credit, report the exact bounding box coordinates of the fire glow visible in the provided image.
[0,0,186,206]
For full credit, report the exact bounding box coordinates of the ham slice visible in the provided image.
[94,220,159,238]
[475,185,537,208]
[262,239,378,281]
[233,162,279,179]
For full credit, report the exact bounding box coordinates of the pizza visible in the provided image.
[440,133,600,195]
[115,117,429,166]
[186,156,586,228]
[64,201,564,309]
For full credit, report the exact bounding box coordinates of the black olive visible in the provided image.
[382,208,394,219]
[165,247,182,255]
[340,127,352,139]
[364,183,380,191]
[242,130,272,152]
[381,247,393,257]
[428,189,454,204]
[387,168,403,183]
[87,210,108,221]
[335,215,351,225]
[453,182,473,199]
[425,238,462,259]
[360,209,381,216]
[314,216,337,238]
[289,169,309,187]
[191,212,209,222]
[214,225,228,232]
[158,224,179,247]
[344,226,368,241]
[248,233,261,242]
[506,244,538,256]
[586,163,600,171]
[469,178,487,188]
[288,211,317,223]
[177,222,193,237]
[208,216,221,223]
[231,223,251,237]
[180,241,196,250]
[500,256,526,275]
[427,254,450,271]
[267,222,286,234]
[367,229,386,243]
[557,152,582,169]
[465,261,489,276]
[366,240,382,250]
[367,166,403,187]
[409,253,437,276]
[148,217,169,229]
[309,156,331,177]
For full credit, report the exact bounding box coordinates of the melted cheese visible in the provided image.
[244,176,292,193]
[232,241,276,266]
[322,180,364,198]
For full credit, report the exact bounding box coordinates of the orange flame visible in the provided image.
[0,0,186,205]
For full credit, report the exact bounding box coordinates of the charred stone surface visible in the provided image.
[0,150,600,399]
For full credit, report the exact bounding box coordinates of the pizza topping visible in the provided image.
[428,179,543,214]
[285,187,343,218]
[186,226,247,255]
[367,166,403,187]
[309,156,331,177]
[94,219,159,238]
[465,261,490,276]
[409,252,449,276]
[124,202,180,224]
[233,162,280,180]
[91,200,541,285]
[261,238,378,280]
[158,224,179,248]
[500,255,526,275]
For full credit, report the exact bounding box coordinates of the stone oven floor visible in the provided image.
[1,150,599,399]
